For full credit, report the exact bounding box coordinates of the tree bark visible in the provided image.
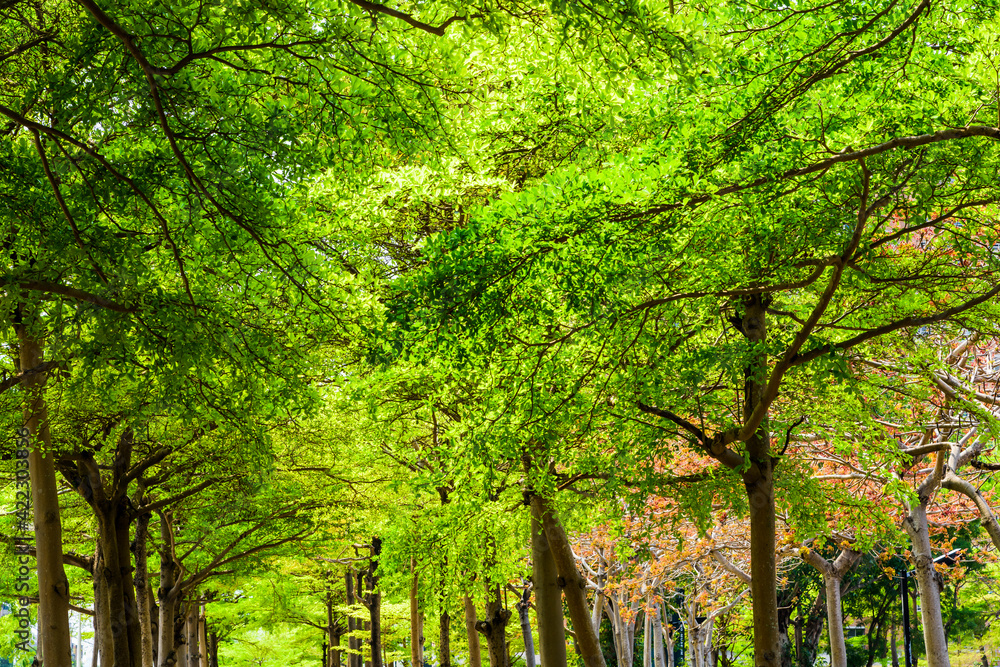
[793,613,802,667]
[94,543,114,667]
[366,538,384,667]
[651,603,667,667]
[348,571,361,667]
[517,587,536,667]
[903,503,950,667]
[175,600,189,667]
[199,606,208,667]
[532,494,607,667]
[662,604,675,667]
[803,590,826,667]
[476,584,510,667]
[327,590,343,667]
[440,609,452,667]
[464,595,483,667]
[411,557,423,667]
[157,514,181,667]
[186,601,201,667]
[643,610,652,667]
[207,632,219,667]
[17,326,73,667]
[118,500,143,667]
[739,296,779,667]
[824,575,848,667]
[802,548,861,667]
[531,504,568,667]
[135,510,156,667]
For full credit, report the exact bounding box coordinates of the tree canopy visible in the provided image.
[2,1,1000,667]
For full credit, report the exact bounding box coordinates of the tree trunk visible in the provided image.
[186,602,201,667]
[348,571,361,667]
[119,507,143,667]
[99,514,133,667]
[148,576,161,667]
[793,615,802,667]
[18,327,73,667]
[174,601,189,667]
[532,495,607,667]
[609,609,636,667]
[327,591,342,667]
[643,610,652,667]
[208,632,219,667]
[157,514,181,667]
[477,584,510,667]
[199,607,208,667]
[651,603,667,667]
[736,296,780,667]
[410,561,421,667]
[135,510,156,667]
[465,595,483,667]
[366,539,384,667]
[94,543,114,667]
[411,557,423,667]
[803,590,826,667]
[517,587,536,667]
[825,576,848,667]
[441,609,452,667]
[662,605,675,667]
[531,505,567,667]
[903,503,950,667]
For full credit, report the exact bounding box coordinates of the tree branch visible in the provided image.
[345,0,475,36]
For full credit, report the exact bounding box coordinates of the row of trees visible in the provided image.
[3,0,1000,665]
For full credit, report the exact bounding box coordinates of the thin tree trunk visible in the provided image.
[441,609,452,667]
[327,591,342,667]
[18,326,73,667]
[148,576,160,667]
[802,549,860,667]
[532,495,607,667]
[157,513,181,667]
[94,542,114,667]
[199,606,208,667]
[793,608,802,667]
[465,595,483,667]
[369,588,382,667]
[175,601,189,667]
[348,571,361,667]
[903,503,950,667]
[644,610,652,667]
[366,539,384,667]
[135,510,155,667]
[411,558,423,667]
[208,632,219,667]
[739,295,780,667]
[663,605,675,667]
[803,590,826,667]
[517,587,536,667]
[186,602,201,667]
[824,576,848,667]
[651,603,667,667]
[531,505,567,667]
[118,504,143,667]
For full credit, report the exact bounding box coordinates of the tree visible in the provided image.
[385,2,1000,664]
